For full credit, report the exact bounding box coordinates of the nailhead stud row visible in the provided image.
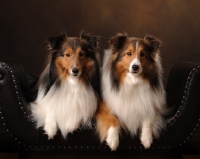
[0,62,25,146]
[165,66,200,148]
[166,66,200,127]
[179,118,200,147]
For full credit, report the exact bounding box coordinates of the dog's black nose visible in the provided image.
[72,68,79,74]
[132,65,139,71]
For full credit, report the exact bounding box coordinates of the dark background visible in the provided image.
[1,0,200,81]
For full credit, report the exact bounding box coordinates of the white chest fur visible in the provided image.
[31,76,97,138]
[103,72,163,136]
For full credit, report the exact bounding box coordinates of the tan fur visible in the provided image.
[55,44,95,84]
[96,101,120,142]
[81,59,95,84]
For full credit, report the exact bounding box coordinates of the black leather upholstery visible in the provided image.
[0,59,200,154]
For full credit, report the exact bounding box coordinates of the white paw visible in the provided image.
[106,127,119,151]
[140,133,153,149]
[44,119,57,139]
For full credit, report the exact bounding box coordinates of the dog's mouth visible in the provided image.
[129,70,139,74]
[67,68,81,77]
[129,69,142,75]
[66,70,80,77]
[72,73,79,77]
[132,70,139,73]
[129,65,142,74]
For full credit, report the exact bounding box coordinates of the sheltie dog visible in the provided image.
[30,32,100,139]
[96,33,166,150]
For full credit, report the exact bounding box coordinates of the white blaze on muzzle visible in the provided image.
[129,41,142,74]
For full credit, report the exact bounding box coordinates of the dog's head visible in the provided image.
[109,33,161,89]
[47,32,99,80]
[40,32,101,96]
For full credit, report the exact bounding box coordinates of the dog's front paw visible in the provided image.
[106,127,119,151]
[140,133,153,149]
[44,119,57,139]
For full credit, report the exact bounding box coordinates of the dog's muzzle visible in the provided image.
[132,64,139,73]
[72,68,79,76]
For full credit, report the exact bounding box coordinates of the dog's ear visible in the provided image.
[144,35,161,52]
[48,33,67,50]
[91,36,100,48]
[109,33,128,51]
[80,31,100,49]
[144,35,162,60]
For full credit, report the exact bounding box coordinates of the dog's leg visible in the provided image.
[106,126,120,151]
[140,118,153,149]
[44,115,57,139]
[96,101,120,151]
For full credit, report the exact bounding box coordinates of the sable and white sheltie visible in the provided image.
[96,33,166,150]
[30,32,100,139]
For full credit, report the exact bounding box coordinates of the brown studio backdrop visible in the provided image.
[0,0,200,80]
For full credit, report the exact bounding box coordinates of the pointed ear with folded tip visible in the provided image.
[91,36,100,48]
[48,33,67,50]
[144,35,162,61]
[144,35,162,52]
[80,31,100,48]
[109,33,128,50]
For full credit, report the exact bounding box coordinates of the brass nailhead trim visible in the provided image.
[166,66,199,126]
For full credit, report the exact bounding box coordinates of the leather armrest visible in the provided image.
[164,61,200,147]
[0,59,38,151]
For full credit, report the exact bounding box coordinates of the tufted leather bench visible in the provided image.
[0,59,200,158]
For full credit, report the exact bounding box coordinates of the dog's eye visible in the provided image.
[140,52,145,57]
[127,52,132,56]
[79,52,85,57]
[65,53,71,57]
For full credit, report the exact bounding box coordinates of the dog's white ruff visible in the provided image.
[102,49,165,149]
[30,76,97,139]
